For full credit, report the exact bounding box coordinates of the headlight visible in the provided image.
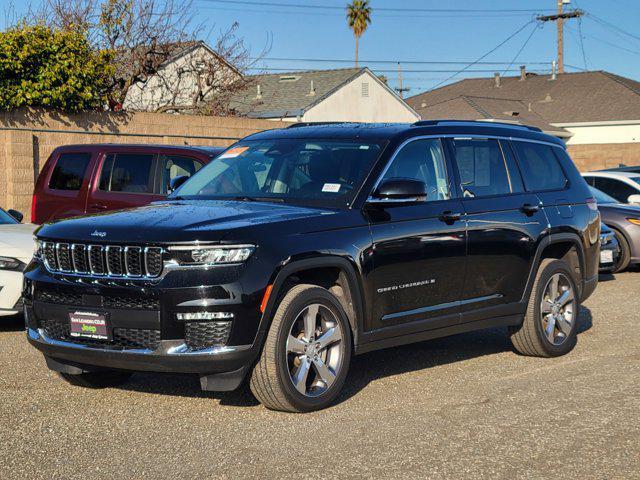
[0,256,26,271]
[168,244,255,266]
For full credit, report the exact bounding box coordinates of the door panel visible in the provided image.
[368,201,466,330]
[87,153,163,214]
[40,152,95,221]
[447,137,546,316]
[365,137,466,332]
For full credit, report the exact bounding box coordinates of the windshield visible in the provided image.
[0,209,18,225]
[589,186,618,204]
[171,138,384,207]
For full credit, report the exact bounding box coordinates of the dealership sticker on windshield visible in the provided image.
[218,146,249,159]
[322,183,341,193]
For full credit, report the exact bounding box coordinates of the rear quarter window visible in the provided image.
[48,153,92,191]
[511,141,568,191]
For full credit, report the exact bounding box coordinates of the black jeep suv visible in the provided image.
[25,121,600,412]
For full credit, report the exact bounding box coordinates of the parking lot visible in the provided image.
[0,271,638,480]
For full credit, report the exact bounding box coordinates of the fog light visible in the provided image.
[175,311,234,321]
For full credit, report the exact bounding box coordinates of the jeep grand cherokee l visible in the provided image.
[24,121,600,412]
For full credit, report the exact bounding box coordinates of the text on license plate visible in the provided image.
[69,311,109,340]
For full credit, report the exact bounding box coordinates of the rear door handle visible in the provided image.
[520,203,540,216]
[90,203,108,210]
[439,211,462,224]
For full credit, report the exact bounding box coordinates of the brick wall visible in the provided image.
[567,143,640,172]
[0,109,281,216]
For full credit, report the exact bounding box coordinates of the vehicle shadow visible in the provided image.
[0,314,25,332]
[598,272,616,282]
[120,306,593,409]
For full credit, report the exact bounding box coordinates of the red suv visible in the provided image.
[31,144,224,224]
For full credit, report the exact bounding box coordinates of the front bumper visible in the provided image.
[0,270,24,316]
[23,259,270,380]
[27,326,255,375]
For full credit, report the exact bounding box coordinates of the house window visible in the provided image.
[361,82,370,97]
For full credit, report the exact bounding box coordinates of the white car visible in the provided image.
[582,171,640,205]
[0,209,36,317]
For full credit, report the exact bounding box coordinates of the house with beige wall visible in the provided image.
[230,67,419,123]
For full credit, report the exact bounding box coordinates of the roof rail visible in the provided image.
[412,119,542,133]
[286,121,349,129]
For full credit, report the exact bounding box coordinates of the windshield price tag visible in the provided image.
[322,183,341,193]
[219,146,249,159]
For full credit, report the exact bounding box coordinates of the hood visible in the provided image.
[600,203,640,216]
[0,223,38,261]
[36,200,339,243]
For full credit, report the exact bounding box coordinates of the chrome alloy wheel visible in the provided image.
[286,304,344,397]
[540,273,576,346]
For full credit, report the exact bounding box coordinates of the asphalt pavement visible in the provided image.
[1,271,638,479]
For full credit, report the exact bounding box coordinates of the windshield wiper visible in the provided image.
[230,196,284,203]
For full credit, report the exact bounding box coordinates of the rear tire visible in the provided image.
[510,259,579,358]
[58,371,133,388]
[249,284,352,412]
[611,228,631,273]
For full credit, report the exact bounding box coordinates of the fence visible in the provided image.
[0,109,281,216]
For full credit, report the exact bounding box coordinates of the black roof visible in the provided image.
[243,121,565,147]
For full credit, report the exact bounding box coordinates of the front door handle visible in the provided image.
[90,203,108,210]
[520,203,540,216]
[439,211,462,224]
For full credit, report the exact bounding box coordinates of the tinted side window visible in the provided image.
[380,138,450,201]
[99,154,156,193]
[450,138,521,197]
[512,141,568,191]
[593,177,639,203]
[48,153,91,191]
[160,155,203,194]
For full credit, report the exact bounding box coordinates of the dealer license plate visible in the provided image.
[600,250,614,264]
[69,311,109,340]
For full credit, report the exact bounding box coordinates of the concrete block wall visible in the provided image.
[567,143,640,172]
[0,109,281,216]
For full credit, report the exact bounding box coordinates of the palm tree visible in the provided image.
[346,0,372,68]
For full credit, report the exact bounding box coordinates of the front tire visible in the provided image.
[510,259,580,357]
[611,228,631,273]
[58,371,133,388]
[249,284,352,412]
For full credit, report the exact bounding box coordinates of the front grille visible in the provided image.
[36,289,159,310]
[41,241,163,278]
[184,321,231,350]
[41,320,160,350]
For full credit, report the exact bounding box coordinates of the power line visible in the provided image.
[576,17,589,70]
[250,57,553,65]
[501,22,540,76]
[198,0,554,14]
[587,13,640,43]
[566,25,640,56]
[428,20,535,91]
[247,67,543,74]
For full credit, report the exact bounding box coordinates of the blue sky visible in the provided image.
[2,0,640,97]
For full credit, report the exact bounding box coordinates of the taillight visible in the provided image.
[30,194,37,223]
[586,197,598,212]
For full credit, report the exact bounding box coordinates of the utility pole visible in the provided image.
[394,62,410,99]
[537,1,583,74]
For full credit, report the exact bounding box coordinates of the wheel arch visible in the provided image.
[523,233,587,303]
[259,256,366,347]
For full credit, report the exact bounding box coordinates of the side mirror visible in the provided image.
[627,194,640,205]
[7,209,23,223]
[373,178,427,201]
[168,175,189,194]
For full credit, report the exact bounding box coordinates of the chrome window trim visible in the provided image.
[367,134,566,203]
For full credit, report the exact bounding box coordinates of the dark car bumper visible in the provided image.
[22,261,269,389]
